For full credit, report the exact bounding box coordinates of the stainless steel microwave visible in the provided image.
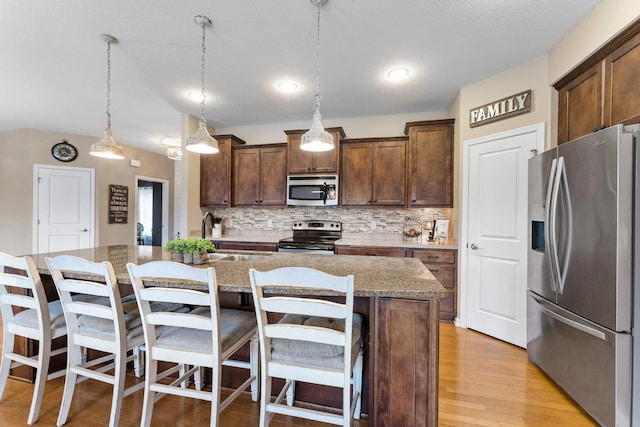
[286,175,339,206]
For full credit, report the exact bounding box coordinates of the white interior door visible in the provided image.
[34,165,95,253]
[462,123,543,348]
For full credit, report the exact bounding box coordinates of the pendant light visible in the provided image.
[300,0,334,152]
[167,146,182,161]
[90,34,125,160]
[186,15,219,154]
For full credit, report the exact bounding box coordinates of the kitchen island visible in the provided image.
[21,245,445,427]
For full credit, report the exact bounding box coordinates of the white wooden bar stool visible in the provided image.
[45,255,157,427]
[126,260,259,427]
[249,267,364,427]
[0,252,67,425]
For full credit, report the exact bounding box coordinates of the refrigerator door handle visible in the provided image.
[545,158,558,292]
[531,293,606,340]
[557,158,572,294]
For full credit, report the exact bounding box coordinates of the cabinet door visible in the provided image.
[215,241,278,252]
[259,145,287,206]
[340,143,374,206]
[286,128,343,174]
[286,133,313,174]
[232,148,261,206]
[200,138,231,206]
[557,62,604,144]
[604,31,640,127]
[373,141,406,206]
[375,297,438,426]
[413,249,457,321]
[408,123,453,207]
[335,246,408,257]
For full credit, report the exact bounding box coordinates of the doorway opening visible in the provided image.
[136,176,169,246]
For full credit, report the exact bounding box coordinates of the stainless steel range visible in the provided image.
[277,220,342,254]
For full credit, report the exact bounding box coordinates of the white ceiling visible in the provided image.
[0,0,600,154]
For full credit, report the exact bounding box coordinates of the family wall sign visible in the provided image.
[469,89,532,128]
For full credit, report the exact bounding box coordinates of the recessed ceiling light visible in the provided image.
[387,67,410,81]
[187,91,205,102]
[278,81,298,92]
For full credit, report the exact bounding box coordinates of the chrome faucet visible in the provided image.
[202,211,214,239]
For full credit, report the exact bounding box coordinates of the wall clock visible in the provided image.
[51,140,78,162]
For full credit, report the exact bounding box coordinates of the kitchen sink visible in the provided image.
[207,253,272,262]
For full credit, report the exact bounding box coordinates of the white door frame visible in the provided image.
[32,164,96,253]
[457,122,545,328]
[135,175,169,246]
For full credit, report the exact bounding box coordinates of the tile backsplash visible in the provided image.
[204,207,452,235]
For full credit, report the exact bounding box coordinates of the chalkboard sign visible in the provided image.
[109,185,128,224]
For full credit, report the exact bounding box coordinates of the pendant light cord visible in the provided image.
[105,40,112,132]
[314,0,321,113]
[199,21,207,120]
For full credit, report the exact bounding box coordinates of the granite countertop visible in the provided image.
[26,245,445,300]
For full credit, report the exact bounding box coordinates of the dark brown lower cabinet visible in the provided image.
[213,241,278,252]
[374,297,438,427]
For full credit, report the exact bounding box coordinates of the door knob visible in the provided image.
[470,243,480,250]
[79,228,88,232]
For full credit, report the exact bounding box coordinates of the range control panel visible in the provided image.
[291,220,342,231]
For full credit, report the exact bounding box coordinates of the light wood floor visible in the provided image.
[0,323,597,426]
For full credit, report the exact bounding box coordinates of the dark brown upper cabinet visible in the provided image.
[405,119,454,208]
[200,134,246,207]
[556,19,640,144]
[285,127,345,174]
[340,137,407,207]
[232,144,287,207]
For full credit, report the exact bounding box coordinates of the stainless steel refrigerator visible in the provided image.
[527,124,640,426]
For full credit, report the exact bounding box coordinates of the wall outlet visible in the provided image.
[370,221,376,230]
[267,219,272,228]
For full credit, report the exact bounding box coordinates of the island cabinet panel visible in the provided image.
[555,19,640,144]
[285,127,345,174]
[412,249,457,321]
[375,297,438,427]
[405,119,454,207]
[340,137,407,207]
[200,135,246,207]
[232,144,287,207]
[335,245,408,257]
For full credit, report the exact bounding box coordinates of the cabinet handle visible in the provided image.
[365,253,377,256]
[429,268,440,273]
[427,255,438,259]
[223,199,227,203]
[413,199,417,202]
[255,200,259,203]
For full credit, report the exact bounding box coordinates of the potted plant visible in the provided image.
[165,238,187,263]
[184,238,216,265]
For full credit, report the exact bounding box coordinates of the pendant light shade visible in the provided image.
[186,15,219,154]
[90,34,124,160]
[301,0,334,152]
[301,109,334,152]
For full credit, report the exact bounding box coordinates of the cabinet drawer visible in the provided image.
[335,246,408,257]
[412,249,455,264]
[425,264,455,289]
[215,241,278,252]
